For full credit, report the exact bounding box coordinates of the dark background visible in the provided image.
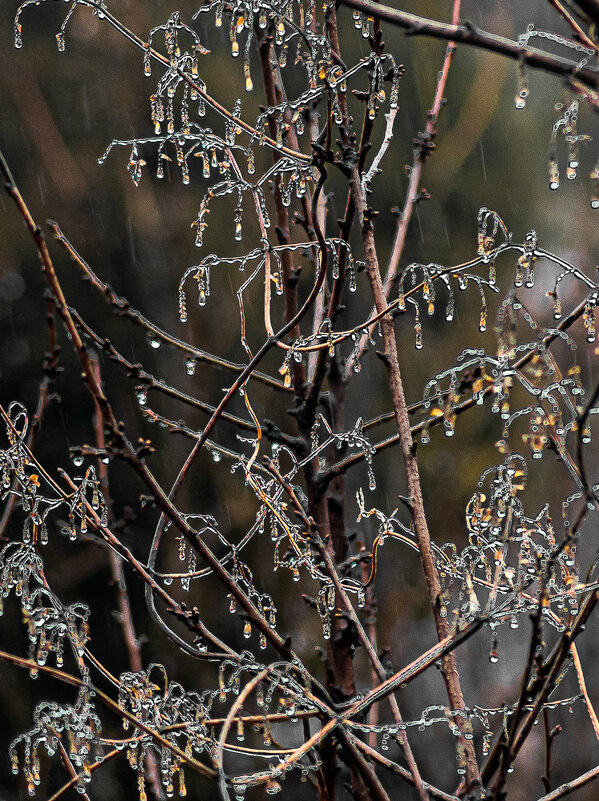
[1,2,598,799]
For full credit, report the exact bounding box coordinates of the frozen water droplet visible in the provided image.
[185,357,196,376]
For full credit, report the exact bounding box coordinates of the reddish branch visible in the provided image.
[349,162,481,791]
[314,1,481,788]
[349,0,461,372]
[0,649,217,780]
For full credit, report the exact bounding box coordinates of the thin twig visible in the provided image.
[337,0,599,92]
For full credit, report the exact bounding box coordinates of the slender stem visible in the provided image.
[90,358,165,800]
[348,0,461,373]
[0,650,217,779]
[535,764,599,801]
[216,669,269,800]
[337,0,599,91]
[350,162,481,790]
[49,222,289,393]
[0,295,58,538]
[56,736,92,801]
[69,0,311,164]
[352,737,460,801]
[324,290,596,483]
[547,0,599,50]
[571,643,599,740]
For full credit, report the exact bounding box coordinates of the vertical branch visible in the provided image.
[320,544,430,801]
[385,0,461,286]
[541,707,562,794]
[257,29,306,395]
[349,161,481,790]
[570,643,599,741]
[323,0,479,790]
[361,557,380,749]
[347,0,461,373]
[91,357,163,800]
[91,359,142,674]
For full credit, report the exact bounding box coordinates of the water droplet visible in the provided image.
[147,336,161,349]
[549,158,560,190]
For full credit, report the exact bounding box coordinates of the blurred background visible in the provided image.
[1,1,599,799]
